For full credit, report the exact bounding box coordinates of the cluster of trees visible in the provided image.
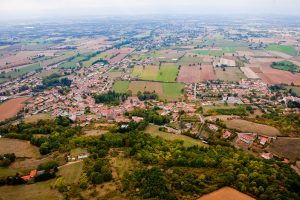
[0,116,81,155]
[93,91,128,105]
[137,91,158,101]
[287,100,300,108]
[0,153,16,167]
[206,106,248,116]
[271,61,300,73]
[126,108,170,125]
[33,73,72,92]
[83,159,112,184]
[250,113,300,136]
[121,131,300,199]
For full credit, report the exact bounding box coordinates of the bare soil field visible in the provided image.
[177,66,202,83]
[0,138,40,158]
[267,137,300,161]
[256,63,300,85]
[109,48,134,64]
[0,51,39,69]
[198,187,254,200]
[200,64,216,81]
[202,55,215,63]
[77,37,112,51]
[0,97,30,122]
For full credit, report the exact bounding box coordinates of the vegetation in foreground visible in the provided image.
[0,117,299,200]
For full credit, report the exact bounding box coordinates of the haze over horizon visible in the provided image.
[1,0,300,22]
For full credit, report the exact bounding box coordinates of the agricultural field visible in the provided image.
[267,137,300,161]
[255,64,300,85]
[177,54,202,66]
[0,180,62,200]
[204,106,248,116]
[177,66,202,83]
[193,49,225,57]
[2,63,41,79]
[198,187,255,200]
[112,81,129,93]
[146,125,207,148]
[82,51,111,67]
[265,44,297,56]
[271,61,300,72]
[215,67,246,82]
[284,86,300,96]
[57,161,84,184]
[23,113,52,123]
[223,119,281,136]
[0,97,30,122]
[131,64,179,82]
[0,138,40,158]
[126,81,183,101]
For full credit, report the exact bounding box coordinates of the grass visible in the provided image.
[266,44,297,56]
[58,161,84,184]
[3,63,41,79]
[146,125,207,148]
[157,64,179,82]
[0,167,18,178]
[112,81,129,93]
[204,106,248,116]
[0,138,40,158]
[0,179,61,200]
[162,83,184,101]
[0,78,9,83]
[271,61,300,72]
[284,86,300,96]
[82,52,111,67]
[131,64,179,82]
[24,113,52,123]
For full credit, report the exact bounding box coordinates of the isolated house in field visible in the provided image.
[213,58,236,67]
[21,169,37,182]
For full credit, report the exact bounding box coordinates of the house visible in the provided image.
[208,124,219,131]
[259,137,268,145]
[261,152,273,160]
[21,169,37,182]
[238,133,256,144]
[223,130,232,139]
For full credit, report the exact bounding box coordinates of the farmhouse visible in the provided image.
[238,133,256,144]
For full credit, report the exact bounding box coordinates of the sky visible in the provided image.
[0,0,300,21]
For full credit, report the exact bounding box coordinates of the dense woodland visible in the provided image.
[0,117,299,199]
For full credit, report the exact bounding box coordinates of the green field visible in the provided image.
[82,52,111,67]
[162,83,184,100]
[284,86,300,96]
[271,61,300,72]
[3,63,41,79]
[112,81,129,93]
[266,44,297,56]
[0,78,9,83]
[58,52,95,69]
[0,167,18,178]
[146,125,207,148]
[58,161,84,184]
[131,64,179,82]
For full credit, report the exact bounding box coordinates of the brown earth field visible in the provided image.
[267,137,300,161]
[199,64,216,81]
[198,187,255,200]
[0,97,30,122]
[254,63,300,85]
[109,48,135,64]
[177,66,202,83]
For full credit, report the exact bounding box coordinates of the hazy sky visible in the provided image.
[1,0,300,21]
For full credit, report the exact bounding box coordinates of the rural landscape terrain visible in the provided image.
[0,14,300,200]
